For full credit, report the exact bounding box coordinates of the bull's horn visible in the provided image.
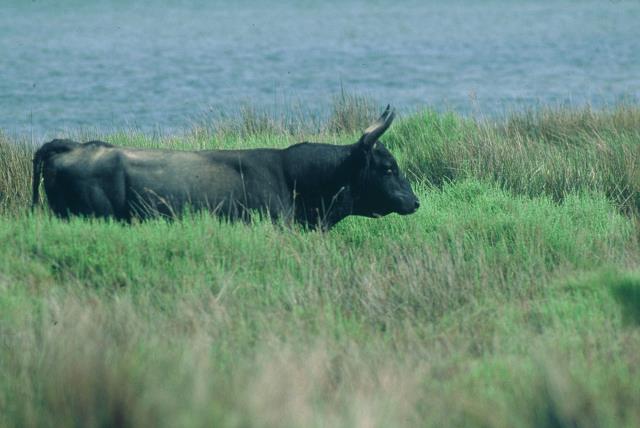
[362,105,395,148]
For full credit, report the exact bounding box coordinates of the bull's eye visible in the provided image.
[385,169,393,175]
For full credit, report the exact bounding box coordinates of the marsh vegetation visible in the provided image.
[1,101,640,427]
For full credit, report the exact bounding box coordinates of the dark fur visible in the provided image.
[32,107,419,229]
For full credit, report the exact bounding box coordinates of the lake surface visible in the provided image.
[1,0,639,137]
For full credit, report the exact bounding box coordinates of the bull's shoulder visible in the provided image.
[281,141,354,168]
[283,141,353,156]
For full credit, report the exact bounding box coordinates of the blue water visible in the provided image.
[1,0,639,137]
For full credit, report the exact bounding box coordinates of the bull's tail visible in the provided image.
[31,149,43,210]
[31,139,79,211]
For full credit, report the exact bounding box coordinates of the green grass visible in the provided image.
[1,103,640,427]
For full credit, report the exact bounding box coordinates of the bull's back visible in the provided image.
[123,148,291,218]
[41,142,290,220]
[121,149,247,217]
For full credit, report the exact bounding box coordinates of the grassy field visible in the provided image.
[1,101,640,427]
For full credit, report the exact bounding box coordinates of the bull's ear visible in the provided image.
[359,105,395,150]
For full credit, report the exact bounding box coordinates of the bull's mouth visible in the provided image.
[372,199,419,217]
[396,201,419,215]
[397,208,416,216]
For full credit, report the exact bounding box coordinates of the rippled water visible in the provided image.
[1,0,639,136]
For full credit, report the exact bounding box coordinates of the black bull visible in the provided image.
[32,106,419,229]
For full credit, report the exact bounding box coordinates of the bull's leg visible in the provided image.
[42,176,70,219]
[85,185,115,218]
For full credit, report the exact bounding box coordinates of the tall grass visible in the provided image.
[1,100,640,427]
[387,104,640,214]
[0,133,33,214]
[3,102,640,215]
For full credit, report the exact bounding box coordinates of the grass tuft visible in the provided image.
[326,91,380,134]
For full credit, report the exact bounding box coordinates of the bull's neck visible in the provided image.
[282,142,357,227]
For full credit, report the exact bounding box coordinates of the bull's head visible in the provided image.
[352,105,420,218]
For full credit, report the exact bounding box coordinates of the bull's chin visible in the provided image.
[396,206,418,216]
[361,211,390,219]
[368,207,415,218]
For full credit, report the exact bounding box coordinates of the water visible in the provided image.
[1,0,639,137]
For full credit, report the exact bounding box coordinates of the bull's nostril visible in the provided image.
[414,199,420,209]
